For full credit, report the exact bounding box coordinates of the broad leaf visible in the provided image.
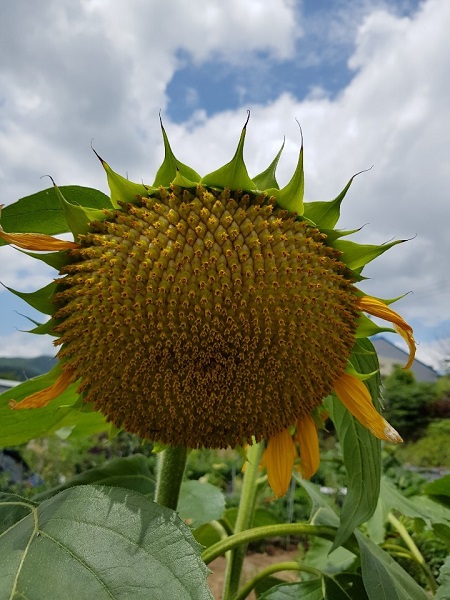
[34,454,155,501]
[0,186,111,244]
[259,578,323,599]
[356,531,428,600]
[436,556,450,600]
[303,537,356,574]
[0,367,107,445]
[425,474,450,505]
[323,574,353,600]
[327,339,382,551]
[178,480,225,528]
[0,485,213,600]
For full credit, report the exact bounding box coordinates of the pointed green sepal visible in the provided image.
[355,314,395,338]
[333,238,406,271]
[92,148,148,208]
[345,360,378,381]
[171,169,199,188]
[201,114,257,191]
[15,312,57,336]
[51,181,107,239]
[252,140,285,190]
[303,168,371,229]
[17,248,69,270]
[153,121,201,187]
[266,128,304,215]
[321,226,364,243]
[1,281,57,315]
[25,319,58,336]
[366,292,412,306]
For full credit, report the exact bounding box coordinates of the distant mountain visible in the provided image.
[0,356,57,381]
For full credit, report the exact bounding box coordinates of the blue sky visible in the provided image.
[0,0,449,369]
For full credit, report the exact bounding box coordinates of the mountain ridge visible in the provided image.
[0,356,57,381]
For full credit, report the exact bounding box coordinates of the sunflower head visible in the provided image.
[0,117,415,496]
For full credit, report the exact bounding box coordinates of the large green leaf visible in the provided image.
[0,486,213,600]
[34,454,155,501]
[303,537,356,574]
[327,339,382,551]
[259,578,323,599]
[323,574,354,600]
[356,531,428,600]
[436,556,450,600]
[0,186,111,244]
[178,480,225,528]
[0,367,107,445]
[424,474,450,505]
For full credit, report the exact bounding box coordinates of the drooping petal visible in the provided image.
[333,373,402,443]
[261,428,296,498]
[9,369,74,410]
[358,296,415,369]
[0,229,79,251]
[295,415,320,480]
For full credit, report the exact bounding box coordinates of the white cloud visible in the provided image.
[0,246,55,292]
[0,331,55,358]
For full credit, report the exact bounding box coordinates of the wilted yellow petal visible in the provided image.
[9,369,74,410]
[334,372,402,443]
[295,415,320,480]
[358,296,415,369]
[0,229,79,251]
[261,428,296,498]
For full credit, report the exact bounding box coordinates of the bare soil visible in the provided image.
[207,546,300,600]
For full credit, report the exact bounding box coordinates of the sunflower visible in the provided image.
[0,118,415,497]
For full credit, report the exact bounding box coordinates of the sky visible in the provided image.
[0,0,449,371]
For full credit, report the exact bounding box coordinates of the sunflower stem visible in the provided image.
[203,523,346,565]
[387,512,438,593]
[154,446,187,510]
[222,441,264,600]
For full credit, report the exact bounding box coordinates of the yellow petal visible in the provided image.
[9,369,74,410]
[295,415,320,480]
[0,229,79,251]
[358,296,415,369]
[261,428,296,498]
[334,373,402,443]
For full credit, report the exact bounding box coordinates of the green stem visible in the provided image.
[387,512,437,593]
[222,441,264,600]
[234,561,321,600]
[203,523,346,565]
[154,446,188,510]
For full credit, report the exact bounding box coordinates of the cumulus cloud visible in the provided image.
[0,0,449,363]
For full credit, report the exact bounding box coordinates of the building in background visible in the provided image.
[372,337,438,382]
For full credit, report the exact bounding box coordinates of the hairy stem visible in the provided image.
[154,446,188,510]
[203,523,345,565]
[222,441,264,600]
[388,512,437,593]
